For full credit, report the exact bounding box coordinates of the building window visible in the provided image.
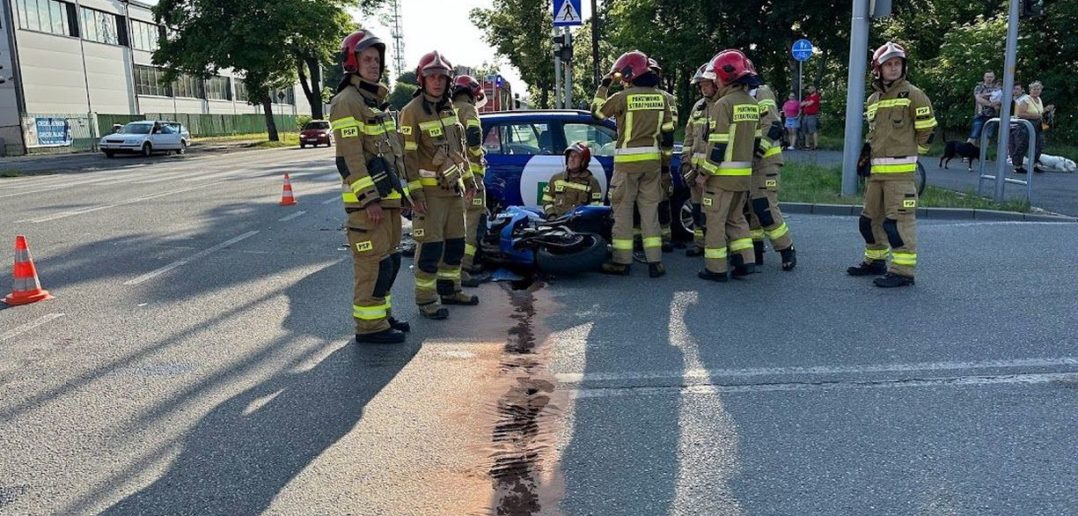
[234,80,248,103]
[172,74,204,99]
[134,65,171,97]
[17,0,73,37]
[130,19,160,52]
[79,7,121,45]
[205,76,232,101]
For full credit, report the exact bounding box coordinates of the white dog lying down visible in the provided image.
[1008,153,1077,172]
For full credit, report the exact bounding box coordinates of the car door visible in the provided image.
[158,125,181,150]
[481,121,565,210]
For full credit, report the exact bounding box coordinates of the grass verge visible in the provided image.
[783,162,1031,212]
[1,169,22,178]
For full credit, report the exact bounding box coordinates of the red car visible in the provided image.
[299,120,332,148]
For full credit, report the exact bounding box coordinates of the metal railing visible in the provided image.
[976,117,1036,203]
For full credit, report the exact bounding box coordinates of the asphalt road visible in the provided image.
[1,147,1076,515]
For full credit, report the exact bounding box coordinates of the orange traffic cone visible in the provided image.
[280,173,297,206]
[4,235,52,306]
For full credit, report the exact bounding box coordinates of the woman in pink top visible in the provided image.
[782,93,801,150]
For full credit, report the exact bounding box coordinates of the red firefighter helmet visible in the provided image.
[339,30,386,77]
[415,51,454,89]
[451,75,486,105]
[872,41,907,78]
[564,141,591,166]
[610,51,651,82]
[710,49,753,86]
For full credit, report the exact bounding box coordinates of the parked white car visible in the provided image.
[99,121,188,158]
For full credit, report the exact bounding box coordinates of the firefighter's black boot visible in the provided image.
[847,260,887,277]
[874,272,915,288]
[698,270,729,282]
[600,261,631,276]
[356,328,406,344]
[780,246,797,271]
[388,317,410,332]
[753,241,765,266]
[649,263,666,278]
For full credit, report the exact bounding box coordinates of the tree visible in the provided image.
[471,0,555,108]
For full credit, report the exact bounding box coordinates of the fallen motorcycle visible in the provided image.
[479,205,611,275]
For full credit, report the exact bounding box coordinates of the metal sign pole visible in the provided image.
[553,27,562,109]
[564,28,573,109]
[840,0,871,197]
[994,0,1020,201]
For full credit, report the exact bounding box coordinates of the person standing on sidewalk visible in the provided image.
[330,30,409,343]
[801,85,822,150]
[847,41,937,288]
[782,93,800,150]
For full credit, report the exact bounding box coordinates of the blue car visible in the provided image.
[479,109,691,239]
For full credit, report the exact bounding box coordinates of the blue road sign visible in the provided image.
[792,39,814,62]
[553,0,583,27]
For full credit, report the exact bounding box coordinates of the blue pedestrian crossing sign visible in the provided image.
[553,0,583,27]
[792,39,814,62]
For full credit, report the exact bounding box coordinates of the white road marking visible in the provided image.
[277,210,307,222]
[555,356,1078,385]
[570,372,1078,398]
[123,230,260,285]
[321,196,339,205]
[0,313,65,342]
[16,180,229,223]
[926,220,1076,228]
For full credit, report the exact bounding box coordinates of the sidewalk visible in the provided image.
[784,149,1078,217]
[0,139,265,175]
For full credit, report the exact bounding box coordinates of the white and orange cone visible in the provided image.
[4,235,52,306]
[280,173,297,206]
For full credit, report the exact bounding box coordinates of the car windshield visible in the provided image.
[121,123,153,135]
[304,121,330,130]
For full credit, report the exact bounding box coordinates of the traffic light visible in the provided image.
[1021,0,1044,18]
[553,33,573,62]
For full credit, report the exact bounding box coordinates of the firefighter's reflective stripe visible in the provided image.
[353,303,387,321]
[892,250,917,267]
[642,236,662,249]
[700,160,752,176]
[555,180,590,192]
[612,238,633,251]
[437,268,461,280]
[705,247,727,259]
[864,248,891,260]
[866,98,912,119]
[729,238,754,252]
[870,156,918,174]
[464,244,477,257]
[614,146,662,163]
[766,223,789,240]
[350,176,376,194]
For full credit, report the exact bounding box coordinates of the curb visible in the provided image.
[779,202,1078,222]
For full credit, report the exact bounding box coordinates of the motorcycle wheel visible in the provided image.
[536,234,609,275]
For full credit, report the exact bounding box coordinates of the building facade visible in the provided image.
[0,0,310,155]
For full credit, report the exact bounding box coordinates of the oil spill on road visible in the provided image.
[475,280,567,516]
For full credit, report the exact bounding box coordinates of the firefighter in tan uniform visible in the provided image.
[330,30,409,344]
[399,50,480,319]
[696,49,758,282]
[747,69,797,271]
[682,63,719,257]
[847,41,936,288]
[592,50,675,278]
[542,142,603,218]
[649,58,678,252]
[451,75,491,288]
